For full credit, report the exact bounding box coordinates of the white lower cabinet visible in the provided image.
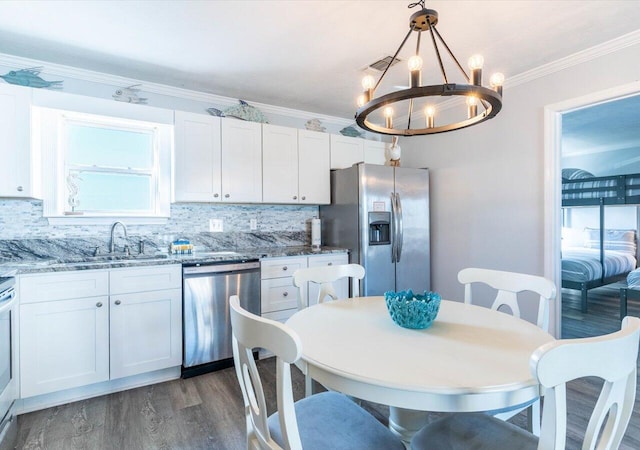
[20,295,110,398]
[19,265,182,398]
[260,253,349,324]
[109,288,182,380]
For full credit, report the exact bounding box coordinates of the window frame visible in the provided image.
[34,98,173,224]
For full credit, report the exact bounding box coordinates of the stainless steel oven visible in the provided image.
[0,277,17,449]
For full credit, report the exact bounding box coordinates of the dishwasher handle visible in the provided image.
[183,260,260,275]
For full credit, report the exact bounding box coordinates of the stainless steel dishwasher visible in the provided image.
[182,260,260,377]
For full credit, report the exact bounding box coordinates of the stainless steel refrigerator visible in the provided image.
[320,163,430,296]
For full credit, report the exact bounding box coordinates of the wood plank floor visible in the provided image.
[9,289,640,449]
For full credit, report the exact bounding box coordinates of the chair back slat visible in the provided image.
[230,295,303,450]
[532,316,640,450]
[293,263,365,310]
[458,267,556,331]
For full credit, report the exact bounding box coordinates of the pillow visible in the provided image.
[562,168,595,181]
[561,227,585,247]
[583,228,637,256]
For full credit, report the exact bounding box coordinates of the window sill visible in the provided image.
[46,216,169,226]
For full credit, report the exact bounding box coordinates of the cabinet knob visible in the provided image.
[96,302,103,308]
[283,291,288,297]
[328,262,333,266]
[115,300,121,305]
[16,186,23,192]
[214,193,219,198]
[293,196,297,200]
[282,266,288,271]
[225,194,230,198]
[301,196,306,200]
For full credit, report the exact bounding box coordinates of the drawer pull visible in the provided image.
[282,266,288,271]
[293,196,297,200]
[283,292,288,297]
[328,262,333,266]
[17,186,23,192]
[301,196,306,200]
[115,300,121,305]
[225,194,230,198]
[96,302,103,308]
[214,193,219,198]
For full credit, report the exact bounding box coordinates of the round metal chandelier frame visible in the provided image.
[354,2,504,137]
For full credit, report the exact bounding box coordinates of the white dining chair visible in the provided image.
[458,267,557,434]
[292,263,365,396]
[229,295,404,450]
[411,315,640,450]
[293,263,365,310]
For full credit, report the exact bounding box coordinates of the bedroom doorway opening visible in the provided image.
[544,83,640,339]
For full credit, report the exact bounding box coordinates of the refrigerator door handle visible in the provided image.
[396,192,404,262]
[390,192,397,263]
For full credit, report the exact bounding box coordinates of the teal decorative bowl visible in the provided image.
[384,290,441,329]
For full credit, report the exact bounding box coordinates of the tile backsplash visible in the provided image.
[0,199,319,256]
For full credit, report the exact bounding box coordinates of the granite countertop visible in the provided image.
[0,246,348,275]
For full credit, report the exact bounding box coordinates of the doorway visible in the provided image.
[544,82,640,338]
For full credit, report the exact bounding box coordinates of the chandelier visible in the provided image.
[355,1,504,137]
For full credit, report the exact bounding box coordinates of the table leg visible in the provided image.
[388,407,429,445]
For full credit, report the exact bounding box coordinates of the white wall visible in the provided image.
[401,42,640,324]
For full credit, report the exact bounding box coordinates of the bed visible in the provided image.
[561,168,640,312]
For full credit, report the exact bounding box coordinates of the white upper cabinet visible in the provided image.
[262,124,299,203]
[364,140,387,165]
[221,118,262,203]
[298,129,330,204]
[0,84,33,198]
[330,134,365,169]
[174,111,222,202]
[262,126,330,204]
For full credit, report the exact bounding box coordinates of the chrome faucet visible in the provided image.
[109,221,128,253]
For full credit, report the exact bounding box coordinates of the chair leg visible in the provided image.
[527,400,541,436]
[305,374,313,397]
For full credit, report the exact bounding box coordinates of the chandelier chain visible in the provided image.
[407,0,426,10]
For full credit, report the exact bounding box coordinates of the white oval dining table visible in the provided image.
[285,296,554,442]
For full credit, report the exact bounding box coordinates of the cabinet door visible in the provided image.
[174,111,222,202]
[330,134,364,169]
[262,124,299,203]
[221,118,262,202]
[307,254,350,306]
[110,288,182,379]
[0,84,32,197]
[20,296,110,398]
[298,130,330,204]
[364,140,387,165]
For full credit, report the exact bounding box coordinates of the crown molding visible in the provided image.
[1,28,638,129]
[0,52,353,126]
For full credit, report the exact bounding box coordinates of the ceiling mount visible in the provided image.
[355,0,504,137]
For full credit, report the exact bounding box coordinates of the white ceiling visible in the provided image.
[0,1,638,120]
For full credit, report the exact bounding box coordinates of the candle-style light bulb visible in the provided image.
[468,54,484,86]
[361,75,375,90]
[408,55,423,88]
[490,72,505,96]
[357,94,366,108]
[468,54,484,70]
[466,96,478,118]
[425,105,435,128]
[384,106,394,129]
[408,55,423,72]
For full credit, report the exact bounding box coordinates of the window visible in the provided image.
[35,102,173,222]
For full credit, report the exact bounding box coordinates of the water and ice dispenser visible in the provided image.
[368,212,390,245]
